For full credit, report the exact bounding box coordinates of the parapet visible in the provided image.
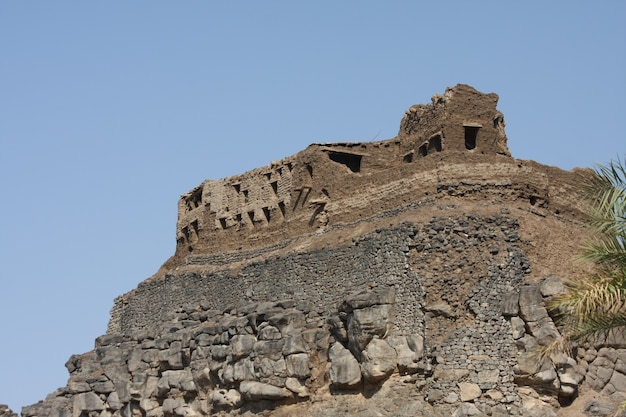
[175,85,511,257]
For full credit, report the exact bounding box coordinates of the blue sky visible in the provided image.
[0,2,624,411]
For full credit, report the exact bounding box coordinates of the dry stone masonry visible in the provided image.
[15,85,626,416]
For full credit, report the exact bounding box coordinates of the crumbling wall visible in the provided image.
[173,84,513,259]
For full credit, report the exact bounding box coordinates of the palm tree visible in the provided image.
[551,156,626,346]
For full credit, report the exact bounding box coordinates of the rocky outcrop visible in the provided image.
[0,405,17,417]
[15,85,626,416]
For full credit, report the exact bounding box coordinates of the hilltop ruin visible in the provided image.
[19,85,626,417]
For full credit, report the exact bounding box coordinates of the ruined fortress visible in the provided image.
[14,85,626,417]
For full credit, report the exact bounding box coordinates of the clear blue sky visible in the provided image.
[1,2,624,412]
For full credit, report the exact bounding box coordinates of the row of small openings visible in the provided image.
[181,220,199,242]
[185,189,203,212]
[404,134,442,162]
[217,201,287,230]
[234,179,280,199]
[418,134,443,158]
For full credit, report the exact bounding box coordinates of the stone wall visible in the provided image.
[173,84,513,259]
[28,213,614,417]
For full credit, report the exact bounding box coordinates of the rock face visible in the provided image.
[0,405,17,417]
[15,85,626,416]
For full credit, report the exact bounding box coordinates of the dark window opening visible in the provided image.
[219,218,227,229]
[247,211,255,225]
[277,167,283,176]
[271,181,278,195]
[264,173,271,180]
[464,126,480,150]
[243,190,248,202]
[233,184,241,193]
[286,162,293,171]
[182,226,190,240]
[278,201,286,217]
[403,152,414,163]
[530,196,537,206]
[262,207,271,222]
[235,213,242,224]
[418,144,428,157]
[327,151,362,173]
[185,189,202,211]
[306,164,313,177]
[190,220,199,237]
[428,135,442,152]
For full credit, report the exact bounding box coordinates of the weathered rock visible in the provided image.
[360,338,397,383]
[458,382,482,402]
[387,335,422,374]
[285,377,310,398]
[425,302,455,318]
[328,342,362,389]
[346,304,394,355]
[501,292,520,317]
[0,405,18,417]
[209,389,242,408]
[239,381,293,401]
[452,402,483,417]
[539,276,564,297]
[231,334,256,358]
[285,353,310,378]
[510,316,526,340]
[72,392,104,417]
[584,398,619,416]
[341,287,396,311]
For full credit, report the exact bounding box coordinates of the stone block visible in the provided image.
[360,338,397,383]
[510,316,526,339]
[230,334,256,358]
[328,343,362,389]
[458,382,481,402]
[539,276,564,297]
[239,381,293,401]
[285,353,310,378]
[72,392,104,417]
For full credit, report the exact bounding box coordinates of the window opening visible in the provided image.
[464,125,481,150]
[262,207,271,223]
[428,134,442,152]
[326,151,362,173]
[271,181,278,195]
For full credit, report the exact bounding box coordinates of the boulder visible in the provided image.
[239,381,293,401]
[387,335,421,374]
[341,286,396,311]
[285,353,310,378]
[360,338,397,383]
[539,276,564,297]
[285,377,310,398]
[346,304,394,355]
[72,392,104,417]
[328,342,362,389]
